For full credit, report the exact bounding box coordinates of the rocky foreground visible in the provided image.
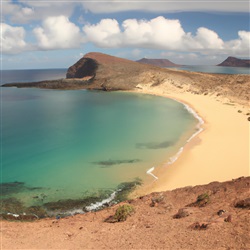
[2,52,250,107]
[1,177,249,249]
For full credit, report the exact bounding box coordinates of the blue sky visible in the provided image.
[1,0,250,69]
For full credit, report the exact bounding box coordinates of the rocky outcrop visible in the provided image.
[2,52,250,106]
[136,58,180,67]
[234,198,250,209]
[66,57,98,79]
[217,56,250,67]
[74,52,168,90]
[2,79,97,90]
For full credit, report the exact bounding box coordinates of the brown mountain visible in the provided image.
[2,52,250,106]
[136,58,180,67]
[217,56,250,67]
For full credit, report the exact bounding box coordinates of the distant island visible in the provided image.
[136,58,180,67]
[2,52,250,106]
[217,56,250,67]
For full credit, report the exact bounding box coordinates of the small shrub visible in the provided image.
[105,204,135,223]
[187,192,210,207]
[114,204,135,222]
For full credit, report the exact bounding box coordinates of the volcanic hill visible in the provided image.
[136,58,180,67]
[2,52,250,106]
[217,56,250,67]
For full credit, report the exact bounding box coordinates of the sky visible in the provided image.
[1,0,250,69]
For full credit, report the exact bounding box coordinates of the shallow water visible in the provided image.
[1,69,199,216]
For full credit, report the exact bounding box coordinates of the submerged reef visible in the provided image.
[1,181,43,196]
[0,179,142,221]
[93,159,141,167]
[136,140,174,149]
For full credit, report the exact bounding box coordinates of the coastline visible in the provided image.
[2,85,249,250]
[130,85,249,197]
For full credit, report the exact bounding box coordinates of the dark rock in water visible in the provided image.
[136,141,173,149]
[93,159,141,167]
[0,181,25,195]
[0,181,43,196]
[234,198,250,209]
[115,179,142,202]
[43,191,115,213]
[0,198,25,214]
[2,78,95,90]
[25,206,47,218]
[66,57,98,79]
[44,197,99,212]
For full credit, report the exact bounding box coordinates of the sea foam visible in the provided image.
[165,100,204,166]
[85,191,117,211]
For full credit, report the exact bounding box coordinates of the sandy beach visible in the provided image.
[1,84,250,249]
[1,50,250,249]
[131,85,249,196]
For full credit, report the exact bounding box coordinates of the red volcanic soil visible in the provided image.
[1,177,250,249]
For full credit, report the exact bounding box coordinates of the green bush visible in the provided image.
[105,204,135,223]
[114,204,135,222]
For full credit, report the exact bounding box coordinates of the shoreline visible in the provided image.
[144,97,205,181]
[130,86,249,197]
[2,87,249,249]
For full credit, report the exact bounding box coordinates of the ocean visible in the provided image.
[170,65,250,74]
[0,66,246,218]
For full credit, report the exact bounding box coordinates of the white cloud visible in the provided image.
[2,14,249,60]
[122,17,185,49]
[1,23,27,54]
[33,16,83,50]
[83,16,249,57]
[82,0,249,13]
[225,31,250,55]
[191,27,224,49]
[83,19,121,47]
[83,16,223,51]
[4,0,76,24]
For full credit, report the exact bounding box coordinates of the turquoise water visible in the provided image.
[1,87,197,211]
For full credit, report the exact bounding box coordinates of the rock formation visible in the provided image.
[2,52,250,106]
[66,57,98,79]
[217,56,250,67]
[136,58,180,67]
